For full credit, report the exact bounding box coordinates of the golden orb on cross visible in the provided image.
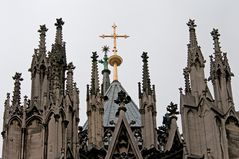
[108,54,123,66]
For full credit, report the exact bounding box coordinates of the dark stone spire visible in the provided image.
[12,72,23,106]
[141,52,152,95]
[66,62,75,96]
[55,18,64,45]
[38,24,48,55]
[187,19,198,47]
[183,67,191,95]
[90,52,100,95]
[99,46,111,95]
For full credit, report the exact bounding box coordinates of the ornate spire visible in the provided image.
[183,67,191,95]
[100,24,129,81]
[187,19,198,47]
[38,24,48,54]
[66,62,75,96]
[141,52,152,95]
[90,52,100,95]
[55,18,64,45]
[12,72,23,106]
[211,28,222,58]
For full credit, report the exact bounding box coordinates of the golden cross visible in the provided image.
[100,23,129,54]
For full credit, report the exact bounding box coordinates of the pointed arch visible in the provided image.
[7,115,22,126]
[26,115,43,126]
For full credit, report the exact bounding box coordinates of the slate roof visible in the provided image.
[103,80,141,127]
[82,80,141,130]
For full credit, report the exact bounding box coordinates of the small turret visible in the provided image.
[12,72,23,107]
[141,52,152,95]
[38,25,48,55]
[90,52,100,95]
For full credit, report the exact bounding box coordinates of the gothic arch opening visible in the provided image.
[225,116,239,159]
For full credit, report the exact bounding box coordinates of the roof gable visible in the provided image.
[105,112,143,159]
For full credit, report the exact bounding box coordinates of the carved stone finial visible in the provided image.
[38,25,48,34]
[55,18,64,29]
[211,28,220,40]
[13,72,23,81]
[115,90,131,105]
[7,93,10,99]
[179,87,183,94]
[167,102,179,116]
[12,72,23,106]
[115,90,131,114]
[67,62,75,71]
[187,19,197,30]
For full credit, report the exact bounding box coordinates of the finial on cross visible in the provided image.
[99,23,129,54]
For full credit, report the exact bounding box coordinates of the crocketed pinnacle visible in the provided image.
[90,52,100,95]
[55,18,64,45]
[38,24,48,55]
[183,67,191,95]
[141,52,152,95]
[187,19,198,47]
[66,62,75,96]
[12,72,23,106]
[211,28,222,58]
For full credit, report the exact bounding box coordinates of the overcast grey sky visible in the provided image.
[1,0,239,154]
